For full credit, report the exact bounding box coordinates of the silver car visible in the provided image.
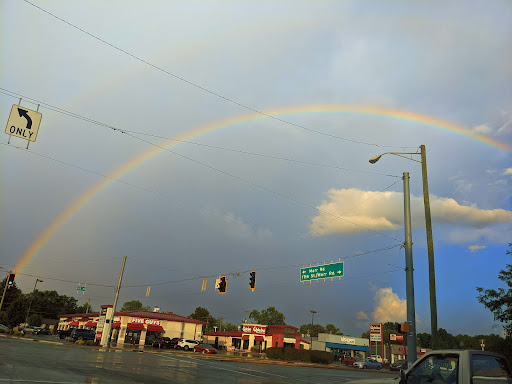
[353,358,382,370]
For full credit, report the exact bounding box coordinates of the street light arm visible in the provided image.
[369,152,421,164]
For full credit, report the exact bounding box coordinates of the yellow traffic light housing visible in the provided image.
[249,270,256,291]
[218,275,227,294]
[7,273,16,287]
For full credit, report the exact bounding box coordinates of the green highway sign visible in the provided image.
[300,262,344,282]
[77,286,86,292]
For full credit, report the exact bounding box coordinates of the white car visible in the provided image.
[353,358,382,370]
[177,338,199,351]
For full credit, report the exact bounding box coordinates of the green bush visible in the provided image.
[265,347,334,365]
[86,340,97,346]
[13,331,23,337]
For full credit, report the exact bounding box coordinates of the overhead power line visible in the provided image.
[1,92,403,242]
[0,88,399,178]
[20,0,416,150]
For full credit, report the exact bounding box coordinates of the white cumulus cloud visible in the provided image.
[505,168,512,176]
[468,245,487,253]
[356,311,369,320]
[372,288,407,323]
[310,188,512,236]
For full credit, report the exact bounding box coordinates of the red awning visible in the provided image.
[84,321,97,327]
[112,321,121,329]
[242,335,250,340]
[80,317,89,321]
[69,321,79,326]
[127,323,145,331]
[254,336,264,342]
[147,324,164,332]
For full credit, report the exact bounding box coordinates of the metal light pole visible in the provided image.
[25,279,44,326]
[369,145,438,350]
[0,269,11,312]
[403,172,417,366]
[310,310,317,346]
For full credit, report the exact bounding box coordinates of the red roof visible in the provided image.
[204,331,242,337]
[119,310,205,325]
[59,310,204,325]
[266,325,298,330]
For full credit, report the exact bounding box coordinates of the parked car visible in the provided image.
[390,359,408,371]
[153,337,173,349]
[0,324,9,332]
[58,328,77,339]
[194,343,217,354]
[70,328,96,341]
[353,358,382,370]
[342,355,357,366]
[177,338,199,351]
[20,326,44,335]
[169,337,180,349]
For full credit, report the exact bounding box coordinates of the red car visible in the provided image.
[194,343,217,354]
[342,355,357,366]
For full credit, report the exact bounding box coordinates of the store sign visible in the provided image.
[390,334,404,341]
[339,336,356,345]
[242,325,266,335]
[130,318,161,326]
[370,322,383,342]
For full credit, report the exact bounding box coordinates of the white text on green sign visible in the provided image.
[77,286,86,291]
[300,262,344,282]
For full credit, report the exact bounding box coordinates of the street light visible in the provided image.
[369,144,438,351]
[310,310,317,346]
[25,278,44,326]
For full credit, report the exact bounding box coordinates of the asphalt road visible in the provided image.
[0,337,399,383]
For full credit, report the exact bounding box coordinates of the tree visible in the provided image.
[299,323,325,337]
[189,307,211,323]
[28,314,42,327]
[249,307,285,325]
[6,297,27,328]
[417,333,432,348]
[477,244,512,337]
[76,301,95,314]
[120,300,151,312]
[222,322,239,331]
[27,290,78,319]
[325,324,343,335]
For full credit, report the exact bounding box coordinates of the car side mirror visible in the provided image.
[399,369,406,384]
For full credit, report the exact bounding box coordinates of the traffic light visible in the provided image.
[397,322,410,333]
[7,273,16,287]
[218,275,227,294]
[249,270,256,291]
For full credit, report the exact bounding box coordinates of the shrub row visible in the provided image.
[265,347,334,365]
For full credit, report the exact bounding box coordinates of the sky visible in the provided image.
[1,0,511,339]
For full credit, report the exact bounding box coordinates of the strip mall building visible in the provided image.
[203,324,310,351]
[58,306,205,346]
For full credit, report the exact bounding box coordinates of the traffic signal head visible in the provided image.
[249,270,256,291]
[7,273,16,287]
[218,275,227,294]
[397,322,410,333]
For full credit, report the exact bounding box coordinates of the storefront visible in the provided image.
[204,324,310,352]
[58,307,204,347]
[313,334,370,359]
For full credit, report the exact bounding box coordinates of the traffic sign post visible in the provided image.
[5,104,43,148]
[300,261,344,283]
[77,285,86,294]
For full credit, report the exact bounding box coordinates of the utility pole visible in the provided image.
[243,311,249,323]
[25,279,43,326]
[218,317,224,332]
[86,298,91,314]
[420,145,438,350]
[0,271,10,312]
[310,310,317,346]
[107,256,126,348]
[403,172,417,366]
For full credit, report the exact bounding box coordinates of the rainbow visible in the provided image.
[15,105,511,272]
